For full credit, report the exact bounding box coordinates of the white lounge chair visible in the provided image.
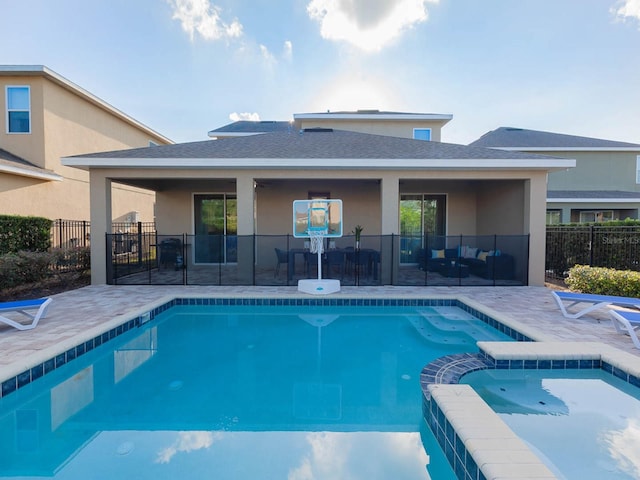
[0,298,52,331]
[609,310,640,349]
[551,291,640,319]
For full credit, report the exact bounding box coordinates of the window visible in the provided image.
[546,210,561,225]
[6,86,31,133]
[579,210,613,223]
[193,194,237,263]
[636,156,640,184]
[399,194,446,263]
[413,128,431,141]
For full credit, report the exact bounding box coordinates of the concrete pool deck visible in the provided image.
[1,284,639,480]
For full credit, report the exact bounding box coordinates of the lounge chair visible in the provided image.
[0,298,52,331]
[608,310,640,349]
[551,291,640,319]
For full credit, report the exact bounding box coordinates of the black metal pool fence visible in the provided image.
[546,225,640,280]
[105,233,530,287]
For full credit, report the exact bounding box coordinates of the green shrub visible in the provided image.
[565,264,640,297]
[0,251,55,289]
[0,215,52,255]
[51,246,91,273]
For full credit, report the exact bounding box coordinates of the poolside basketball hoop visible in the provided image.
[293,199,343,295]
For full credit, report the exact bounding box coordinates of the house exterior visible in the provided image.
[0,65,172,222]
[469,127,640,224]
[63,113,574,287]
[208,110,452,142]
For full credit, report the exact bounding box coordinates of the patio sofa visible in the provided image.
[420,246,515,280]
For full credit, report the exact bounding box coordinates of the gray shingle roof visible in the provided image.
[0,148,51,174]
[548,190,640,199]
[74,129,558,160]
[208,120,292,134]
[470,127,640,149]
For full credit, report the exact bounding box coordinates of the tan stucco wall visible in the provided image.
[0,73,169,221]
[297,118,446,141]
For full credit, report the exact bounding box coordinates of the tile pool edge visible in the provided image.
[423,341,640,480]
[426,383,557,480]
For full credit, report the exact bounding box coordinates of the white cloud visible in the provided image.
[283,40,293,61]
[155,431,220,464]
[229,112,261,121]
[260,44,277,67]
[612,0,640,23]
[306,0,438,52]
[168,0,243,42]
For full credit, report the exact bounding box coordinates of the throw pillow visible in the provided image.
[477,251,488,262]
[432,249,445,258]
[465,247,478,258]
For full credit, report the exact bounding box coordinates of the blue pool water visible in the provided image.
[462,369,640,480]
[0,304,512,479]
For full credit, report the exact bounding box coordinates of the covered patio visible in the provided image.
[62,129,573,286]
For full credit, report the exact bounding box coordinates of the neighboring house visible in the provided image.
[208,110,452,141]
[469,127,640,224]
[63,112,573,287]
[0,65,172,222]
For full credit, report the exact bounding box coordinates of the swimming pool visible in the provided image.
[0,300,513,479]
[461,368,640,480]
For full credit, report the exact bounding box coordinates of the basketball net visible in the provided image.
[308,230,325,255]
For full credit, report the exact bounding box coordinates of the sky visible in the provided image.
[2,0,640,145]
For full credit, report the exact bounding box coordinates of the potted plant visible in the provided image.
[353,225,364,249]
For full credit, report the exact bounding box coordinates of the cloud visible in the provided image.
[156,431,221,464]
[306,0,438,52]
[283,40,293,61]
[612,0,640,23]
[168,0,243,42]
[229,112,261,121]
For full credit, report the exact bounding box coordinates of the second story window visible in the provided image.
[6,86,31,133]
[636,155,640,184]
[413,128,431,141]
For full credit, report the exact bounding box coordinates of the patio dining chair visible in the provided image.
[274,248,289,278]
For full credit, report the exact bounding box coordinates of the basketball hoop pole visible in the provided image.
[308,231,325,281]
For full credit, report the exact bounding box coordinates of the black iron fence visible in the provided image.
[106,233,530,287]
[50,219,155,272]
[546,225,640,281]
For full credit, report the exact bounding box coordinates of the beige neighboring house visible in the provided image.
[0,65,172,222]
[64,111,574,287]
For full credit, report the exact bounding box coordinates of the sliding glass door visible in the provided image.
[399,194,446,263]
[193,194,237,264]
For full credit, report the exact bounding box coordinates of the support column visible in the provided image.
[524,174,547,286]
[380,175,400,285]
[89,171,112,285]
[236,174,255,283]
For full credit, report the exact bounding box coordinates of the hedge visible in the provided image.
[0,215,52,255]
[565,264,640,297]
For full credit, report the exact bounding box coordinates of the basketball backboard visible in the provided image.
[293,199,343,238]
